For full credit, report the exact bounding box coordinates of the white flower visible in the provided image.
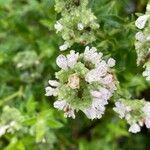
[64,109,75,119]
[146,4,150,11]
[143,71,150,76]
[142,103,150,128]
[91,88,111,101]
[56,55,68,70]
[107,58,116,67]
[108,82,117,92]
[77,23,84,31]
[146,36,150,41]
[48,80,60,87]
[99,88,112,100]
[85,61,108,83]
[84,46,102,65]
[101,74,113,84]
[113,101,131,118]
[143,103,150,116]
[145,118,150,128]
[67,50,79,68]
[59,42,69,51]
[129,123,141,133]
[83,97,108,120]
[135,32,146,42]
[9,121,16,127]
[135,15,150,29]
[96,61,108,76]
[0,125,9,137]
[54,100,75,119]
[46,46,117,120]
[54,100,67,110]
[56,51,79,70]
[45,86,56,96]
[85,69,100,83]
[54,21,63,33]
[83,107,97,119]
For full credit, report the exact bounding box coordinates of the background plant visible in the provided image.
[0,0,150,149]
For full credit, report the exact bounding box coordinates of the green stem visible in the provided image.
[0,86,23,107]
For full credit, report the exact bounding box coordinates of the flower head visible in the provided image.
[45,46,117,119]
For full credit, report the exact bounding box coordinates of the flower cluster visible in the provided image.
[135,3,150,80]
[114,99,150,133]
[143,61,150,80]
[54,0,99,49]
[45,46,117,119]
[0,106,23,137]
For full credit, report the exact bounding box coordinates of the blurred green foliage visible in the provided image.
[0,0,150,149]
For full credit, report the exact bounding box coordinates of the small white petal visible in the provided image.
[146,4,150,11]
[64,109,75,119]
[145,118,150,128]
[129,123,141,133]
[53,100,67,110]
[102,74,113,84]
[135,32,146,42]
[107,58,116,67]
[143,71,150,77]
[59,42,69,51]
[67,50,79,68]
[0,125,9,137]
[113,101,131,119]
[135,15,150,29]
[146,76,150,81]
[98,88,112,100]
[85,69,101,83]
[83,108,97,119]
[77,23,84,31]
[91,91,101,98]
[48,80,60,87]
[56,55,68,70]
[45,87,56,96]
[54,21,63,33]
[142,103,150,116]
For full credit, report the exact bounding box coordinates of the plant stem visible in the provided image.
[0,86,23,107]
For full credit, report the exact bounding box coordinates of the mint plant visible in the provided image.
[1,0,150,149]
[45,0,150,134]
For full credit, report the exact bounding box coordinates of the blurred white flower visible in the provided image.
[54,100,67,110]
[48,80,60,87]
[56,55,68,70]
[0,125,9,137]
[135,15,150,29]
[56,51,79,70]
[145,118,150,128]
[45,86,56,96]
[67,50,79,68]
[142,103,150,128]
[143,64,150,81]
[107,58,116,67]
[77,23,84,31]
[113,101,131,118]
[54,100,75,119]
[84,46,102,65]
[146,4,150,11]
[129,123,141,133]
[46,46,117,120]
[54,21,63,33]
[135,32,146,42]
[59,42,69,51]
